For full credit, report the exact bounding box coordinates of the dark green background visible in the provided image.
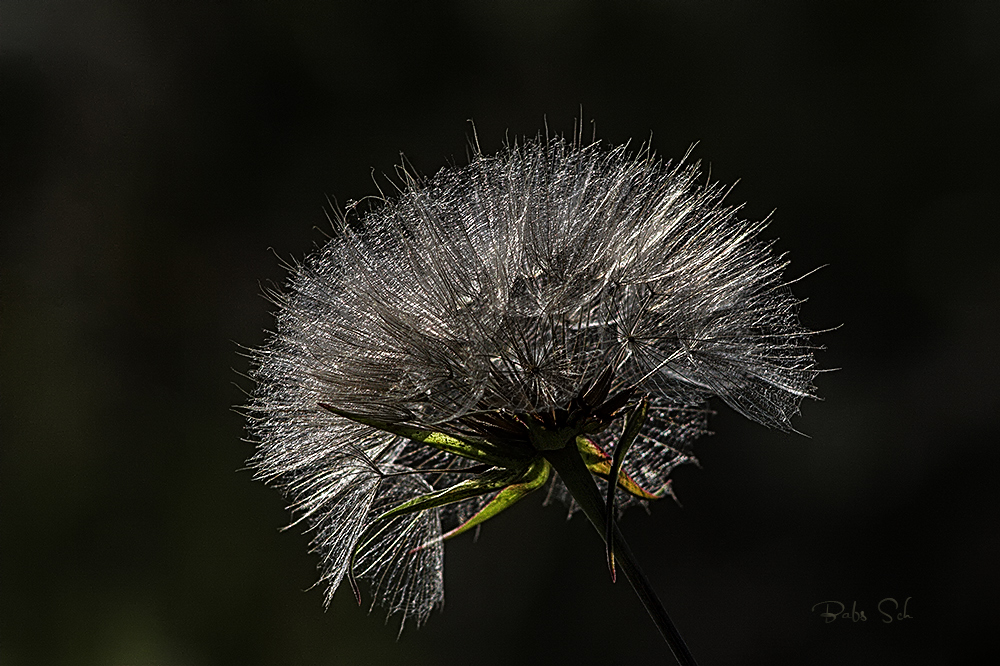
[2,1,996,664]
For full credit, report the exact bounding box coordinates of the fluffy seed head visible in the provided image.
[246,134,818,626]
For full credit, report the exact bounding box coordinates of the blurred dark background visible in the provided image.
[2,1,997,664]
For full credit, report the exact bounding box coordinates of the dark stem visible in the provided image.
[543,445,699,666]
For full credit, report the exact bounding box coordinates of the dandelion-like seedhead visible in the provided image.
[246,133,818,632]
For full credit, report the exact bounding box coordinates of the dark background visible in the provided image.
[2,1,997,664]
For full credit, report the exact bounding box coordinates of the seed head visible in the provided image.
[246,134,818,628]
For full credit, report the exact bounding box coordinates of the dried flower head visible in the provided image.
[246,132,818,657]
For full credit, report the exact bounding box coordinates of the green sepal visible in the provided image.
[606,396,649,580]
[435,457,550,543]
[346,464,527,599]
[319,403,523,467]
[576,435,659,501]
[367,466,525,527]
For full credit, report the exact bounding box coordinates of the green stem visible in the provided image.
[543,445,699,666]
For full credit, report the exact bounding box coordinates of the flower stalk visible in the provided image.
[543,439,699,666]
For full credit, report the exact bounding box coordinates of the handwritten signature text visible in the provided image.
[811,597,913,624]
